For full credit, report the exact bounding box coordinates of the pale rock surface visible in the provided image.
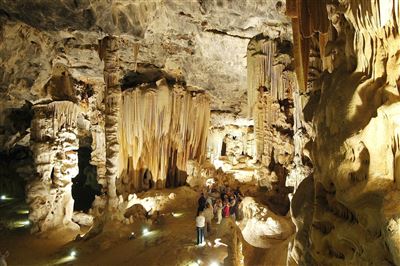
[288,0,400,265]
[238,197,294,249]
[72,212,94,227]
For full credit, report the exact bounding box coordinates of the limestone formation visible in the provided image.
[98,36,121,216]
[118,79,210,194]
[28,101,80,233]
[247,35,299,215]
[288,1,400,265]
[1,0,399,265]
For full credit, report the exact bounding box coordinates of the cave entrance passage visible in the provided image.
[72,147,101,212]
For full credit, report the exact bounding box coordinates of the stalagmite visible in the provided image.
[27,101,80,233]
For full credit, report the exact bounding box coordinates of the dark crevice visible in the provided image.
[204,28,250,40]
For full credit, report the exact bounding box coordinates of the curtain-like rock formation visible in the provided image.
[27,101,79,233]
[118,79,210,195]
[247,35,298,214]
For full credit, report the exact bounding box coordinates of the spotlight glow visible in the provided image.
[13,220,30,228]
[209,262,219,266]
[17,209,29,215]
[0,195,6,200]
[70,250,76,257]
[142,228,149,235]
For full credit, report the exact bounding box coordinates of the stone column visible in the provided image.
[27,101,79,233]
[99,36,121,216]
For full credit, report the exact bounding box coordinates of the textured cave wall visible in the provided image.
[288,0,400,265]
[0,0,291,115]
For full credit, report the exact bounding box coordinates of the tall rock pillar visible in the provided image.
[27,101,79,233]
[99,36,121,217]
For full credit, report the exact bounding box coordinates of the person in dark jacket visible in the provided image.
[197,192,207,215]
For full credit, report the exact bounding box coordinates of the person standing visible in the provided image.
[197,192,207,216]
[203,203,213,235]
[196,212,206,246]
[223,199,230,218]
[214,199,223,224]
[229,196,237,220]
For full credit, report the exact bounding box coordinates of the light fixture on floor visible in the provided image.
[70,250,77,257]
[1,195,6,200]
[13,220,30,228]
[129,232,136,240]
[142,228,149,236]
[209,262,219,266]
[16,209,29,214]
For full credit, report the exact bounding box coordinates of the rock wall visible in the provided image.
[288,0,400,264]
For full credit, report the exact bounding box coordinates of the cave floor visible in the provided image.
[0,186,290,266]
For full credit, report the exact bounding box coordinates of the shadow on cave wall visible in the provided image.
[120,64,185,91]
[0,102,34,198]
[72,147,101,212]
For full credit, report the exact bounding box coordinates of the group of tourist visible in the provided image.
[195,185,243,246]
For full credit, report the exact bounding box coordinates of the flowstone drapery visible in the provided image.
[118,79,210,195]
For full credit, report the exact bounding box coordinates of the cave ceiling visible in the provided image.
[0,0,291,115]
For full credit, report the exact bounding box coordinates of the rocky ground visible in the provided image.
[0,185,292,266]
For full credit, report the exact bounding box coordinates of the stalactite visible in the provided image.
[247,37,276,116]
[247,36,295,166]
[286,0,330,92]
[118,79,210,193]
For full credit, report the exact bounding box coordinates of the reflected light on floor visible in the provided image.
[213,238,228,247]
[16,209,29,215]
[142,228,159,237]
[172,212,183,217]
[53,255,76,265]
